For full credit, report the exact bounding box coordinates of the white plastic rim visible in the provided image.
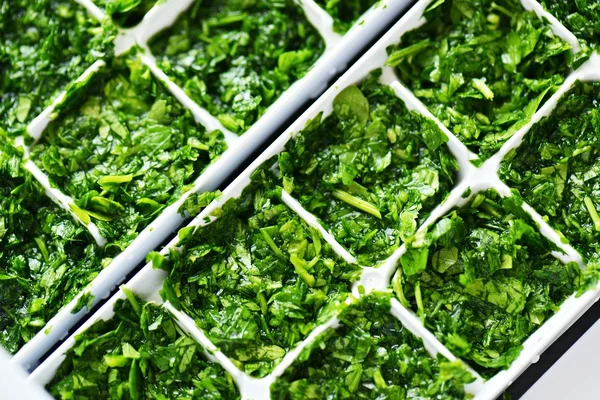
[10,0,415,369]
[30,1,600,400]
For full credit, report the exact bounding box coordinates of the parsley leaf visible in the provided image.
[30,54,226,253]
[499,81,600,288]
[0,0,115,136]
[314,0,379,33]
[540,0,600,63]
[0,138,105,354]
[96,0,159,27]
[154,169,360,378]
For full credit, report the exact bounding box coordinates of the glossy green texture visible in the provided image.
[0,0,114,136]
[387,0,572,160]
[153,170,360,378]
[95,0,158,27]
[30,56,226,253]
[0,139,103,354]
[540,0,600,55]
[500,82,600,266]
[47,292,240,399]
[314,0,379,33]
[279,72,458,265]
[271,292,474,399]
[396,190,581,377]
[149,0,324,134]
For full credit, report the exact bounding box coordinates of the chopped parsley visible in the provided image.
[396,190,581,377]
[314,0,379,33]
[540,0,600,56]
[387,0,572,160]
[279,72,458,265]
[153,170,360,378]
[47,291,240,399]
[0,139,105,354]
[271,292,474,399]
[29,54,226,253]
[499,81,600,262]
[148,0,324,134]
[95,0,158,27]
[0,0,115,136]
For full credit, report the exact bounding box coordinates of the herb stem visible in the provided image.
[260,228,286,260]
[415,280,425,320]
[584,197,600,231]
[332,189,382,219]
[392,269,411,309]
[121,286,141,315]
[472,78,495,100]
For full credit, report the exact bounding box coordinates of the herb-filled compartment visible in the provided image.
[148,0,325,134]
[387,0,573,160]
[279,74,458,265]
[29,56,226,252]
[0,141,105,354]
[0,0,113,135]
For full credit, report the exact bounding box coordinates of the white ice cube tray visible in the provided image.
[29,0,600,399]
[9,0,415,369]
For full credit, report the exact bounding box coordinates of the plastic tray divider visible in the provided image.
[519,0,581,53]
[140,54,239,145]
[389,298,486,395]
[23,60,107,143]
[280,191,358,264]
[73,0,106,23]
[31,2,600,399]
[22,161,107,246]
[296,0,343,49]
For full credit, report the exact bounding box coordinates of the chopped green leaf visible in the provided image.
[388,0,572,159]
[47,294,239,399]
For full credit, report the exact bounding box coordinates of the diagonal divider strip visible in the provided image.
[389,298,486,394]
[296,0,343,49]
[10,60,109,247]
[520,0,580,53]
[280,191,358,264]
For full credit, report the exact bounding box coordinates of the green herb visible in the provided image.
[47,292,239,399]
[29,54,226,253]
[540,0,600,59]
[271,292,474,399]
[148,0,324,134]
[278,72,458,265]
[0,0,115,136]
[154,169,360,378]
[387,0,572,160]
[96,0,159,27]
[396,190,581,377]
[314,0,379,33]
[499,81,600,289]
[0,139,105,354]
